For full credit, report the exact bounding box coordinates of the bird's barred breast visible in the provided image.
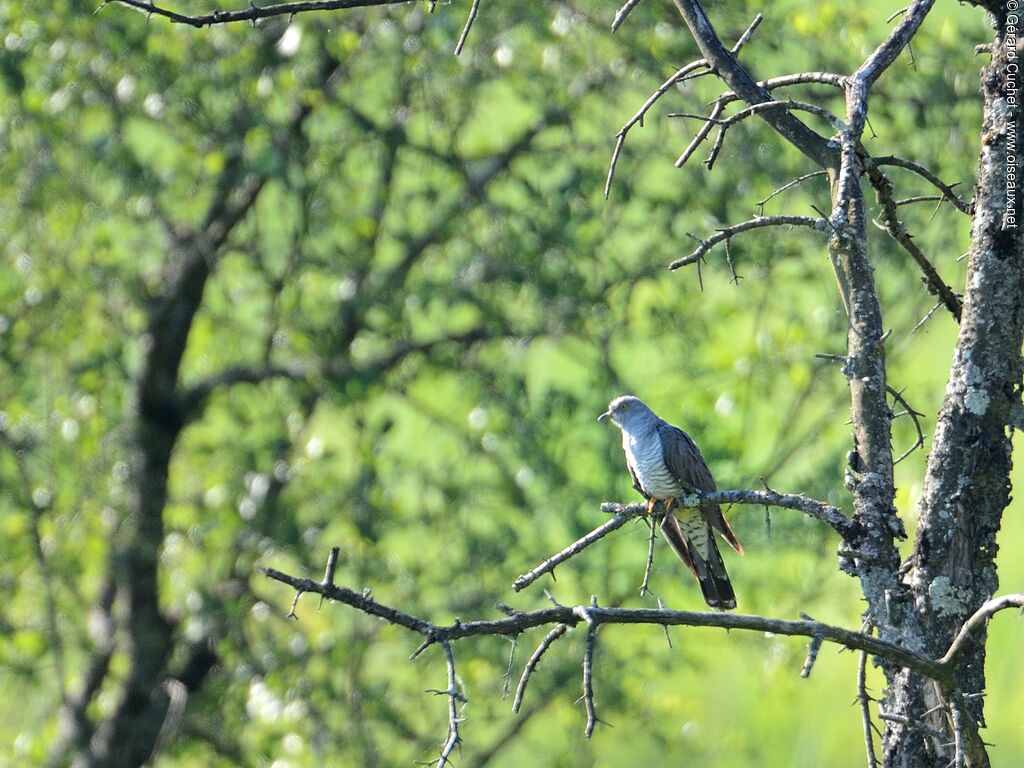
[625,430,684,498]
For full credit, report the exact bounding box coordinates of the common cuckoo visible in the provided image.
[599,395,743,609]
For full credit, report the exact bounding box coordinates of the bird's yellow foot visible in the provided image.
[663,496,676,513]
[646,497,658,517]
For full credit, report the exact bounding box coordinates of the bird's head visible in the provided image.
[598,395,655,431]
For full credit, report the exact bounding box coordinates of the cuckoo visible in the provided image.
[599,395,743,609]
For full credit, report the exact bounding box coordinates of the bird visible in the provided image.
[598,395,743,609]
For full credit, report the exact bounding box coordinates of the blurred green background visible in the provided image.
[1,0,1020,765]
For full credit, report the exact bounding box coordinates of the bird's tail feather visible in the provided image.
[708,504,744,555]
[660,515,737,610]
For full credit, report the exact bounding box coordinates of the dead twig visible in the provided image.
[453,0,481,56]
[671,216,828,271]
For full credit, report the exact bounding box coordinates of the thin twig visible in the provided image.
[723,239,741,283]
[108,0,413,27]
[671,215,828,270]
[513,487,855,593]
[453,0,481,56]
[513,624,569,714]
[887,386,927,464]
[866,162,962,320]
[671,99,842,171]
[757,171,828,215]
[501,635,518,699]
[801,633,824,678]
[676,100,725,168]
[576,602,600,738]
[512,511,636,592]
[894,194,943,207]
[286,589,304,619]
[870,156,972,215]
[318,545,339,610]
[606,59,711,198]
[611,0,644,32]
[858,649,879,768]
[949,695,965,768]
[937,593,1024,668]
[877,711,949,741]
[436,641,464,768]
[912,301,943,334]
[639,517,658,596]
[606,14,763,195]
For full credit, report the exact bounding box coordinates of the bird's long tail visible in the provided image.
[660,514,737,610]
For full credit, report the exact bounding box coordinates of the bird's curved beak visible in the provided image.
[597,411,610,423]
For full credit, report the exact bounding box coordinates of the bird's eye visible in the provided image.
[620,402,629,410]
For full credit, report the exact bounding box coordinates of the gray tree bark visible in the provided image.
[883,9,1024,766]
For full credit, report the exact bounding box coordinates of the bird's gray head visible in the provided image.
[597,395,658,432]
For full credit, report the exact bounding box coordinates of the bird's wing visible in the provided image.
[655,421,717,492]
[656,421,743,555]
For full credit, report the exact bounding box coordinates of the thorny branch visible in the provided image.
[512,489,856,593]
[865,162,963,320]
[858,647,880,768]
[670,215,828,270]
[512,624,569,714]
[672,99,843,171]
[576,601,600,738]
[106,0,414,28]
[886,385,927,465]
[263,550,1024,739]
[604,13,763,197]
[870,156,972,215]
[673,70,844,171]
[435,641,464,767]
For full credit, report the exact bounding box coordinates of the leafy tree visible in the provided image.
[1,1,1020,767]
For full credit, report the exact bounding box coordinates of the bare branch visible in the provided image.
[757,170,828,215]
[800,632,824,678]
[937,593,1024,669]
[512,624,569,714]
[675,100,725,169]
[511,510,636,592]
[511,488,856,594]
[673,99,843,170]
[435,641,464,768]
[949,695,966,768]
[453,0,481,56]
[577,603,599,738]
[611,0,645,32]
[669,215,828,270]
[887,386,927,465]
[107,0,413,28]
[670,0,836,167]
[849,0,934,95]
[605,14,763,197]
[674,73,844,169]
[870,155,972,215]
[715,72,847,106]
[638,518,658,596]
[261,552,951,681]
[858,649,879,768]
[866,162,962,320]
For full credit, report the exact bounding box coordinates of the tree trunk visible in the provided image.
[883,14,1024,767]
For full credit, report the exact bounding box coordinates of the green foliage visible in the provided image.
[0,1,1020,766]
